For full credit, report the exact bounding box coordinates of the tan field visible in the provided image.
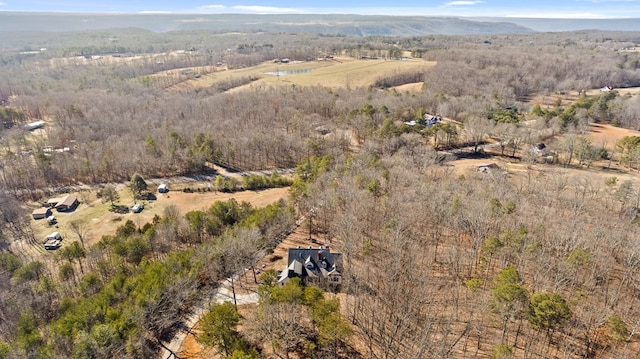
[29,186,289,250]
[166,57,435,91]
[527,87,640,109]
[588,123,640,150]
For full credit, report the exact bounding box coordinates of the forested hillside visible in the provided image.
[0,13,534,35]
[0,25,640,358]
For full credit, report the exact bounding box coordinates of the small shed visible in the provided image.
[157,184,168,193]
[32,207,52,220]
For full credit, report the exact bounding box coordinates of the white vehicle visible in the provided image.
[131,203,144,213]
[44,231,62,244]
[43,231,63,250]
[44,239,61,250]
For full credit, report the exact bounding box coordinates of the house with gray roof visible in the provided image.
[278,246,342,288]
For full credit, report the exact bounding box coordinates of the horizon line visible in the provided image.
[0,10,637,20]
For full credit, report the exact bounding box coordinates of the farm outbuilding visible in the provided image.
[32,207,52,220]
[47,197,62,208]
[54,194,79,212]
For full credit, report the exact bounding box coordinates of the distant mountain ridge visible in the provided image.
[2,13,637,35]
[0,13,535,35]
[470,17,640,32]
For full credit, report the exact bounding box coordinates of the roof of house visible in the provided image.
[32,207,50,215]
[279,247,342,284]
[56,194,78,208]
[47,197,63,205]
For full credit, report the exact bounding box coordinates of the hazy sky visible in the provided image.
[1,0,639,18]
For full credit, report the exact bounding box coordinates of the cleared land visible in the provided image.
[27,186,289,251]
[166,57,435,91]
[588,122,640,150]
[526,87,640,109]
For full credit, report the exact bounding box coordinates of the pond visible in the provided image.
[264,68,312,76]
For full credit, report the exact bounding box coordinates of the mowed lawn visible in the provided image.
[168,56,435,91]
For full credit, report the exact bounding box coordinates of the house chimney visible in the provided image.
[318,250,323,261]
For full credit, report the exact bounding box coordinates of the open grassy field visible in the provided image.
[28,186,290,251]
[167,56,435,91]
[588,123,640,150]
[525,86,640,109]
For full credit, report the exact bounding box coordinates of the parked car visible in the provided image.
[131,203,144,213]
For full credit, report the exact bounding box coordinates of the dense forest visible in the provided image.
[0,23,640,358]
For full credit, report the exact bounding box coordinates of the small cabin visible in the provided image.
[32,207,52,220]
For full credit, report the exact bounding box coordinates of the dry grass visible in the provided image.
[28,186,289,249]
[588,123,640,150]
[168,57,435,92]
[525,87,640,109]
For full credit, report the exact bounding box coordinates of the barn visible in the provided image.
[32,207,52,220]
[55,194,79,212]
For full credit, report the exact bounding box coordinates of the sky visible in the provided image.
[1,0,640,19]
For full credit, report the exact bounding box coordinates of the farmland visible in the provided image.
[165,56,435,91]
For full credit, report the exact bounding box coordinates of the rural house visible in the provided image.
[53,194,79,212]
[31,207,52,220]
[278,246,342,287]
[423,114,442,127]
[46,197,62,208]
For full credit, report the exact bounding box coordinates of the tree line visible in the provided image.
[1,30,640,194]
